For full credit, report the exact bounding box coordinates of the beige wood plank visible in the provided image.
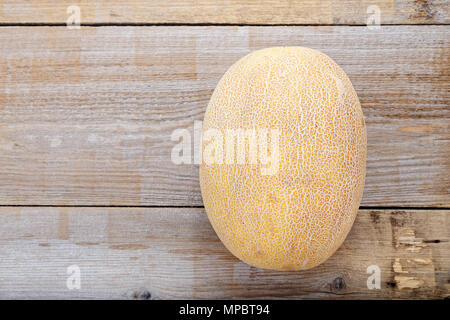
[0,0,449,25]
[0,207,447,299]
[0,26,449,207]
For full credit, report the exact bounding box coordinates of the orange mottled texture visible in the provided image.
[200,47,366,270]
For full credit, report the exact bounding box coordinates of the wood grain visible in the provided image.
[0,26,449,207]
[0,207,447,299]
[0,0,449,25]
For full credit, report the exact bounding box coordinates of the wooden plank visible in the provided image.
[0,207,447,299]
[0,0,449,25]
[0,26,449,207]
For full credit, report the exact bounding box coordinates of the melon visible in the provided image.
[200,47,366,270]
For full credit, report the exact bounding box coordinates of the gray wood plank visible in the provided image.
[0,26,448,206]
[0,0,448,25]
[0,207,447,299]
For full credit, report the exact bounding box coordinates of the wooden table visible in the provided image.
[0,1,448,299]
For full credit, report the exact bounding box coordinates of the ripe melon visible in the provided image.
[200,47,366,270]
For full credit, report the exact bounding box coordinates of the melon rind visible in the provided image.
[200,47,367,270]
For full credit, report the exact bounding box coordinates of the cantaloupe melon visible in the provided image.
[200,47,366,270]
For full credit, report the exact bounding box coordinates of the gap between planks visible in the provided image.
[0,23,449,27]
[0,205,448,211]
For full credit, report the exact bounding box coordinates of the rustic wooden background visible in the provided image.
[0,0,448,299]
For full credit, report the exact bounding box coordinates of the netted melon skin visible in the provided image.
[200,47,366,270]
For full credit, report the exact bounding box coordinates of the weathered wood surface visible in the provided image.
[0,207,447,299]
[0,26,448,207]
[0,25,448,207]
[0,0,449,25]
